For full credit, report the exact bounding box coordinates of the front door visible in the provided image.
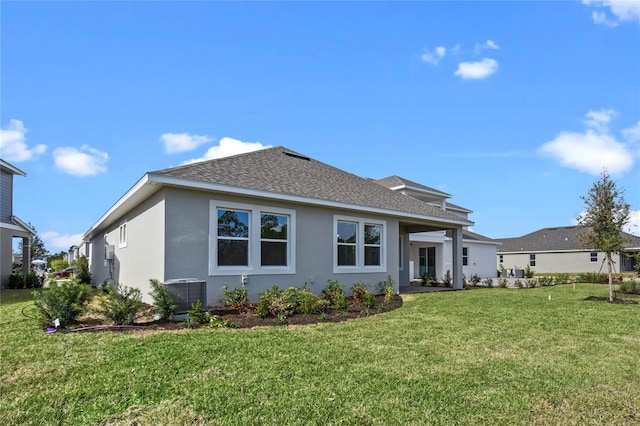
[419,247,436,278]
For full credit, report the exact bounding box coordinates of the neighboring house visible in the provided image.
[375,176,500,281]
[0,159,35,288]
[81,147,473,305]
[496,226,640,274]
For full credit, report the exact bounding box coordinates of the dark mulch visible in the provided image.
[584,295,638,304]
[67,294,403,333]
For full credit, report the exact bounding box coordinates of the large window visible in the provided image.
[211,201,295,275]
[334,215,386,273]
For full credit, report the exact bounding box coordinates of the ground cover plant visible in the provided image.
[1,284,639,425]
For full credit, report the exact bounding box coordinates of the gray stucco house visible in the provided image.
[0,159,35,288]
[496,226,640,274]
[82,147,473,305]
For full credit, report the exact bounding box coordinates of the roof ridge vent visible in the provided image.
[283,151,311,161]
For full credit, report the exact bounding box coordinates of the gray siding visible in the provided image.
[498,251,625,274]
[1,171,13,223]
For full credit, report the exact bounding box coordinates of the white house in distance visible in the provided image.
[375,176,499,281]
[82,147,485,306]
[0,159,35,288]
[496,226,640,274]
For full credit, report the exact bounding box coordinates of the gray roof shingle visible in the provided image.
[151,147,470,224]
[496,226,640,253]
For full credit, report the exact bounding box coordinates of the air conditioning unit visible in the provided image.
[162,278,206,314]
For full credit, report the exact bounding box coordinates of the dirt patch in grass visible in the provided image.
[66,294,403,333]
[584,295,638,304]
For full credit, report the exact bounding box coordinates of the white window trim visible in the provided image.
[209,200,296,276]
[119,222,128,248]
[333,214,386,274]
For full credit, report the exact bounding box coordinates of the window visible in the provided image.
[260,213,288,266]
[463,247,468,266]
[529,254,536,267]
[590,252,598,263]
[211,201,295,275]
[119,222,127,248]
[499,254,503,264]
[334,215,386,273]
[217,209,250,266]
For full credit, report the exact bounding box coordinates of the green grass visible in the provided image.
[1,284,639,425]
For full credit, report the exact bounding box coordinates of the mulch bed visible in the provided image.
[584,295,638,305]
[66,294,403,333]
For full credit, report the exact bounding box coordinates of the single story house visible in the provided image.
[0,159,35,288]
[374,176,499,281]
[82,147,474,305]
[496,226,640,274]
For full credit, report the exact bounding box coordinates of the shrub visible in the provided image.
[73,255,92,285]
[470,274,481,286]
[377,276,395,305]
[497,277,509,288]
[221,284,248,309]
[576,272,608,284]
[299,287,321,314]
[556,273,572,284]
[526,278,538,289]
[322,280,348,311]
[7,272,24,289]
[32,280,93,329]
[97,282,142,325]
[256,285,283,318]
[524,265,535,279]
[482,278,493,288]
[209,315,236,328]
[51,259,69,273]
[514,279,524,289]
[351,282,370,304]
[539,276,555,287]
[362,292,377,310]
[148,279,177,321]
[618,279,639,295]
[186,299,208,327]
[443,270,452,287]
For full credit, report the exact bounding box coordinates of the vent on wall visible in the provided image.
[162,278,206,314]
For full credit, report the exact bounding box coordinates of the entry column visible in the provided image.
[451,227,463,290]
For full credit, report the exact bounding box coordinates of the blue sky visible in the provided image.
[2,1,639,253]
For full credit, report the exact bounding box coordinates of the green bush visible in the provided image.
[221,284,248,309]
[7,272,25,289]
[497,277,509,288]
[148,278,177,321]
[50,259,69,273]
[556,273,572,284]
[482,278,493,288]
[351,282,370,304]
[576,272,608,284]
[298,287,320,314]
[32,280,93,329]
[618,279,639,295]
[514,279,524,289]
[377,276,395,305]
[97,282,142,325]
[256,285,283,318]
[322,280,348,311]
[524,265,535,279]
[256,286,301,320]
[526,278,539,289]
[539,276,555,287]
[73,255,92,285]
[363,292,377,310]
[186,299,208,327]
[470,274,481,286]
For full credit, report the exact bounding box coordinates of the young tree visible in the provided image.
[17,223,49,261]
[578,171,631,302]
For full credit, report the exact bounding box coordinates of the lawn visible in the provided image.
[1,284,638,425]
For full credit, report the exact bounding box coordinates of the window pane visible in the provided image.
[218,209,249,237]
[261,241,287,266]
[365,246,380,266]
[218,240,248,266]
[337,245,356,266]
[337,222,357,243]
[364,224,381,245]
[261,214,288,240]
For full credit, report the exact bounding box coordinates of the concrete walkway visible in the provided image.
[399,285,456,294]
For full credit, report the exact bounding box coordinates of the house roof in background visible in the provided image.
[496,226,640,253]
[374,175,452,198]
[0,159,27,177]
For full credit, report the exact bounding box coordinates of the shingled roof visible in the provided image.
[374,175,451,198]
[151,147,471,225]
[496,226,640,253]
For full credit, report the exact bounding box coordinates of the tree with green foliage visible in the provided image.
[578,171,630,302]
[18,223,49,261]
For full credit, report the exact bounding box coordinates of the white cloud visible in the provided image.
[421,46,446,65]
[0,119,47,162]
[182,137,271,165]
[53,145,109,177]
[540,110,638,175]
[627,210,640,236]
[160,132,212,154]
[583,0,640,25]
[41,231,84,252]
[454,58,499,80]
[474,39,500,53]
[584,108,617,131]
[622,120,640,143]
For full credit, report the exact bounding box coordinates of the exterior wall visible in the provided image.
[90,191,165,302]
[498,251,626,274]
[1,170,13,223]
[0,229,14,288]
[161,188,400,305]
[446,241,498,278]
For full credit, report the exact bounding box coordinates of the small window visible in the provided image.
[337,221,357,266]
[364,224,382,266]
[529,254,536,267]
[119,222,127,248]
[463,247,468,266]
[499,254,504,264]
[217,209,250,267]
[260,213,289,267]
[590,252,598,263]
